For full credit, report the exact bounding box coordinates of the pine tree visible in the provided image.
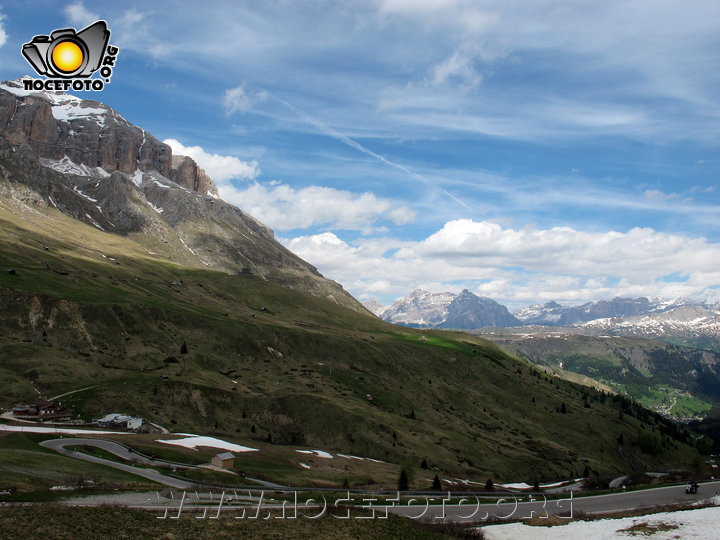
[485,478,494,491]
[398,468,409,491]
[431,475,441,490]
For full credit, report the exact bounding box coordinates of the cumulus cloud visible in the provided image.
[64,2,99,27]
[221,182,416,232]
[284,219,720,307]
[396,219,718,278]
[163,139,415,233]
[163,139,259,183]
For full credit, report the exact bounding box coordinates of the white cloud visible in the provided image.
[389,207,416,225]
[163,139,259,182]
[224,84,268,115]
[221,183,415,232]
[284,219,720,307]
[378,0,498,34]
[397,219,718,278]
[64,2,99,27]
[117,9,145,27]
[0,13,7,48]
[430,51,482,89]
[163,139,415,233]
[379,0,459,15]
[643,189,680,203]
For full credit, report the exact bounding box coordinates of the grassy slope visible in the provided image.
[0,505,450,540]
[0,203,703,488]
[0,432,155,491]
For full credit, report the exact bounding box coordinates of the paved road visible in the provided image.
[29,438,720,522]
[388,481,720,522]
[39,438,194,489]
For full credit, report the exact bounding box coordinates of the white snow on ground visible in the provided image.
[337,453,364,460]
[337,453,386,463]
[497,478,583,490]
[296,449,334,459]
[538,481,566,489]
[41,156,111,178]
[84,213,104,231]
[51,102,107,125]
[156,435,258,453]
[451,478,484,486]
[299,463,311,469]
[179,238,196,255]
[499,482,533,490]
[73,185,98,202]
[147,201,164,214]
[482,501,720,540]
[0,424,123,435]
[129,169,144,187]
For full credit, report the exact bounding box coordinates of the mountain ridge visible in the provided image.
[367,290,718,333]
[0,78,362,312]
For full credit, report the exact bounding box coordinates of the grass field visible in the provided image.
[0,432,156,492]
[0,505,463,540]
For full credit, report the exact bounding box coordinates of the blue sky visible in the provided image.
[1,1,718,308]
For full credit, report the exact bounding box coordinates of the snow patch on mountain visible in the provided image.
[579,306,720,338]
[381,289,455,327]
[40,156,111,179]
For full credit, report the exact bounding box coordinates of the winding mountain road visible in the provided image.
[39,438,194,489]
[33,438,720,523]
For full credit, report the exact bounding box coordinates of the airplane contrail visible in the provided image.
[267,93,471,210]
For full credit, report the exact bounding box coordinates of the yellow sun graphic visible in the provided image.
[52,41,84,73]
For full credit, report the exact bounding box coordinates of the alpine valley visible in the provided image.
[0,79,712,495]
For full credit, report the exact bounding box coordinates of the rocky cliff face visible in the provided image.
[381,289,455,327]
[169,155,219,197]
[379,288,520,329]
[0,79,173,179]
[436,289,520,329]
[514,297,695,326]
[0,77,363,312]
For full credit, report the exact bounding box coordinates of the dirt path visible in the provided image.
[49,385,101,401]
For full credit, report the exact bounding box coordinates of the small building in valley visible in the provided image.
[95,413,144,431]
[211,452,235,469]
[12,399,71,421]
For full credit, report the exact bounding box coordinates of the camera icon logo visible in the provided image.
[22,21,110,79]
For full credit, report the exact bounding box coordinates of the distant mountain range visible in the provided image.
[514,297,706,326]
[371,289,519,329]
[366,290,719,335]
